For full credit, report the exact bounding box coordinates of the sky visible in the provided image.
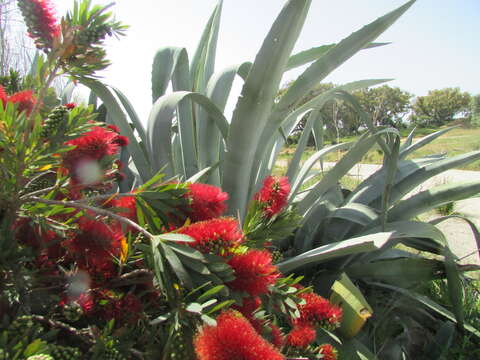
[52,0,480,122]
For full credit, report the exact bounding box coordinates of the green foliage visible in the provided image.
[411,87,471,127]
[469,94,480,128]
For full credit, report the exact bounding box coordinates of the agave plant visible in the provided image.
[81,0,480,358]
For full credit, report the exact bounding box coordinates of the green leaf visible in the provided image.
[158,233,195,243]
[399,126,459,159]
[161,242,193,289]
[276,0,415,112]
[147,91,229,177]
[444,247,465,329]
[285,42,390,71]
[197,285,225,302]
[277,232,392,273]
[186,302,203,314]
[82,79,152,182]
[388,181,480,222]
[222,0,312,220]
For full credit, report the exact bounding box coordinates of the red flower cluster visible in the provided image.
[178,217,244,256]
[62,125,128,184]
[17,0,60,49]
[254,176,290,218]
[93,290,143,325]
[65,217,123,280]
[194,310,284,360]
[185,183,228,221]
[295,291,343,330]
[105,194,138,232]
[286,324,316,348]
[318,344,337,360]
[227,250,279,297]
[0,85,37,115]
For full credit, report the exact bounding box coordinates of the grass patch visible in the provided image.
[280,127,480,171]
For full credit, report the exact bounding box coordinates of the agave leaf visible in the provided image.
[110,86,147,146]
[371,151,480,208]
[285,42,390,71]
[81,79,152,183]
[289,141,354,202]
[297,130,397,217]
[222,0,312,220]
[444,247,465,329]
[362,220,447,254]
[424,321,456,360]
[399,126,459,160]
[388,181,480,222]
[275,0,415,115]
[346,257,445,288]
[368,282,480,338]
[197,63,251,185]
[430,215,480,255]
[147,91,229,177]
[330,273,373,339]
[60,81,75,104]
[285,107,321,183]
[277,232,393,273]
[152,46,189,103]
[399,126,417,152]
[190,1,222,94]
[340,338,378,360]
[254,79,391,192]
[346,157,443,205]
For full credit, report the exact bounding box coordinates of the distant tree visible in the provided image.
[469,94,480,128]
[0,0,34,76]
[410,87,471,127]
[354,85,412,128]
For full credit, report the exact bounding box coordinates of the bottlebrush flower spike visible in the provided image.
[286,324,316,348]
[0,85,6,105]
[65,218,124,280]
[8,90,36,115]
[227,249,279,297]
[318,344,338,360]
[185,182,228,221]
[17,0,60,50]
[177,217,244,256]
[194,310,284,360]
[254,175,290,218]
[295,291,343,330]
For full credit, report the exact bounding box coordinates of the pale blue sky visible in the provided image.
[54,1,479,120]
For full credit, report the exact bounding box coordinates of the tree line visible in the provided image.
[280,82,480,142]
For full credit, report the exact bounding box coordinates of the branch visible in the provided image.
[30,315,93,345]
[23,196,154,240]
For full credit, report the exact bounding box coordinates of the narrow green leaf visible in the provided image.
[222,0,312,221]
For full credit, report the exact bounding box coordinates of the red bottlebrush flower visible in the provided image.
[62,126,121,183]
[17,0,60,50]
[185,183,229,221]
[8,90,36,115]
[106,124,120,133]
[177,217,244,256]
[92,290,143,325]
[113,134,129,147]
[318,344,337,360]
[65,102,77,109]
[65,218,124,280]
[295,292,343,330]
[105,194,138,233]
[286,325,316,348]
[0,85,6,106]
[254,176,290,218]
[227,250,279,297]
[194,310,284,360]
[268,323,285,349]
